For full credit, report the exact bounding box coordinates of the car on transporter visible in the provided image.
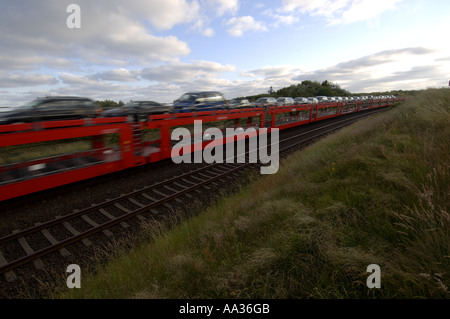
[252,97,277,109]
[225,98,253,109]
[0,96,100,125]
[103,100,171,121]
[315,96,329,103]
[293,97,310,105]
[173,91,226,113]
[276,97,295,106]
[306,97,319,104]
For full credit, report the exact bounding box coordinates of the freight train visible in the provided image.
[0,96,403,202]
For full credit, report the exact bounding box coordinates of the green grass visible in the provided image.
[55,88,449,299]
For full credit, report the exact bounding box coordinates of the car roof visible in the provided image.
[184,91,223,95]
[131,100,161,104]
[37,96,93,100]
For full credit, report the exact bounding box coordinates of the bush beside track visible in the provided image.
[56,88,449,299]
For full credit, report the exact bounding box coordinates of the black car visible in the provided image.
[0,96,99,125]
[103,100,171,120]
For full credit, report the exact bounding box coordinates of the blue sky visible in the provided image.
[0,0,449,106]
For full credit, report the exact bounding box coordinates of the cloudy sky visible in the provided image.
[1,0,449,106]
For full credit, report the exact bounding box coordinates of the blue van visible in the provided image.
[173,91,226,113]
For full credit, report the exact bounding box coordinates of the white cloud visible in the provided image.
[207,0,240,16]
[89,69,140,82]
[141,60,236,83]
[55,73,140,100]
[292,47,448,92]
[0,72,58,88]
[105,0,202,30]
[262,9,299,27]
[279,0,404,25]
[226,16,268,36]
[0,1,193,71]
[0,1,448,106]
[203,28,215,37]
[243,65,303,80]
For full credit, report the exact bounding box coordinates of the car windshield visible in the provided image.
[178,93,198,102]
[13,99,40,110]
[124,102,137,107]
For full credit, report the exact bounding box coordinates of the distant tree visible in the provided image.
[268,86,274,95]
[96,99,124,110]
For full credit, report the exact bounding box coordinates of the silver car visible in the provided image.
[225,98,252,109]
[306,97,318,104]
[253,97,277,108]
[294,97,309,105]
[276,97,294,106]
[316,96,329,103]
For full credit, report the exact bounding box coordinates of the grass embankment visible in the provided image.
[57,89,449,299]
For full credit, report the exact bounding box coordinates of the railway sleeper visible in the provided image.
[100,208,130,229]
[171,182,193,198]
[12,230,44,270]
[151,189,181,205]
[141,192,174,209]
[57,216,92,247]
[80,214,114,237]
[0,251,17,282]
[163,185,186,202]
[127,198,145,208]
[35,222,71,257]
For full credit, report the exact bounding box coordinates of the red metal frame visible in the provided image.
[0,99,404,201]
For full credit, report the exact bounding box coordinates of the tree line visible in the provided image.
[238,80,351,101]
[239,80,421,101]
[95,99,124,110]
[94,80,422,106]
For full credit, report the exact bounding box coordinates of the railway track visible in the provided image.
[0,107,387,283]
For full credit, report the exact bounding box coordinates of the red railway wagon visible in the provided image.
[0,98,401,202]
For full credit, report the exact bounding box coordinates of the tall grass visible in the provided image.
[56,89,449,299]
